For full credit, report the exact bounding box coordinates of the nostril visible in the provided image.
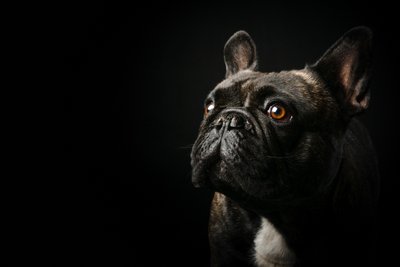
[215,117,224,129]
[245,120,252,131]
[229,115,244,129]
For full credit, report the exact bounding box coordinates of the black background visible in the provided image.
[63,2,399,266]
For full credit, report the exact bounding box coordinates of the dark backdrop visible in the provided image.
[63,2,399,266]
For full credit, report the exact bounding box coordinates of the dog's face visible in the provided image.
[191,28,372,210]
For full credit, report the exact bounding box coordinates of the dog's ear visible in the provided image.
[224,31,258,77]
[311,27,373,115]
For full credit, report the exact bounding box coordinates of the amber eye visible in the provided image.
[268,103,291,122]
[204,102,215,116]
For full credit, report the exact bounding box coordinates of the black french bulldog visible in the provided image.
[191,27,379,267]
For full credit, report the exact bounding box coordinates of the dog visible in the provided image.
[190,27,379,267]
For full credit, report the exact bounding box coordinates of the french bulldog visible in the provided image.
[190,27,379,267]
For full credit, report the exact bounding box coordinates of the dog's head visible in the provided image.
[191,27,372,211]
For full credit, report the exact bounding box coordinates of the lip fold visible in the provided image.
[191,149,219,187]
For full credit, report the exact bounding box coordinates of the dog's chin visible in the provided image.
[192,158,282,203]
[191,159,229,189]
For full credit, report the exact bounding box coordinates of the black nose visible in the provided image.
[228,114,245,129]
[214,112,252,132]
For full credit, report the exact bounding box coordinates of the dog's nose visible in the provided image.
[215,112,253,132]
[228,114,245,129]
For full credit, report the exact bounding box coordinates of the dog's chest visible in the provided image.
[253,218,296,267]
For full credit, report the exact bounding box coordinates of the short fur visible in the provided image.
[191,28,379,266]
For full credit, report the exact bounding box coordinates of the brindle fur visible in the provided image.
[191,28,379,267]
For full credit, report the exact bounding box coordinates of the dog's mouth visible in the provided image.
[191,109,257,185]
[190,107,293,206]
[192,153,296,214]
[191,138,280,197]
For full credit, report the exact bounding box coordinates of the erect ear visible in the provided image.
[311,26,373,116]
[224,31,258,77]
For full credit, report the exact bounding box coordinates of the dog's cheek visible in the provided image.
[287,133,336,194]
[272,124,303,154]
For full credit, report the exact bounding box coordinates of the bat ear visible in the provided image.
[311,26,373,116]
[224,31,258,78]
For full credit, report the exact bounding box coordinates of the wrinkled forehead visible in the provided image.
[214,70,262,89]
[212,69,325,104]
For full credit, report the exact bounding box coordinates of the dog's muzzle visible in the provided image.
[213,108,255,134]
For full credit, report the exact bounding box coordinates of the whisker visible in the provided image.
[263,154,297,159]
[177,144,194,150]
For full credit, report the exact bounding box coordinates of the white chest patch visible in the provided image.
[253,218,296,267]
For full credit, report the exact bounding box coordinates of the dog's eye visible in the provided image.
[204,102,215,116]
[268,103,292,122]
